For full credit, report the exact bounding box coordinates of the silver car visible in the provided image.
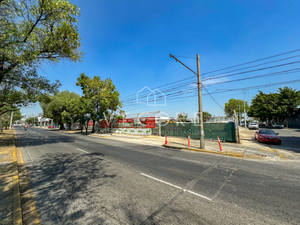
[248,123,259,130]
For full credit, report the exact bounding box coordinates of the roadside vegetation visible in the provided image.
[0,0,83,132]
[224,87,300,124]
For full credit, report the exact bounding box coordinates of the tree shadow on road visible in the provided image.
[20,152,118,224]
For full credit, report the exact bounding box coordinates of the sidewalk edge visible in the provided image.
[163,145,243,158]
[12,144,22,225]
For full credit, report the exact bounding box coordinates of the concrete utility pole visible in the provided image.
[238,104,240,123]
[197,54,205,149]
[244,96,246,129]
[110,101,114,135]
[9,111,13,130]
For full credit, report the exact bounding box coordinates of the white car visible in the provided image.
[248,123,259,130]
[272,124,284,129]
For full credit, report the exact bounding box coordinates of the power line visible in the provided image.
[202,60,300,82]
[123,79,300,108]
[202,54,300,79]
[201,48,300,76]
[121,48,300,100]
[202,84,224,110]
[122,68,300,105]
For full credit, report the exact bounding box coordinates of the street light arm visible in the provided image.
[169,54,198,76]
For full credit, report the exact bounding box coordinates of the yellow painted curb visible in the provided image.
[13,129,41,225]
[11,130,22,225]
[164,145,243,158]
[13,175,22,225]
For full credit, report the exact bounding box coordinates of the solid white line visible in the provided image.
[140,173,212,201]
[140,173,182,190]
[76,148,90,154]
[187,190,212,201]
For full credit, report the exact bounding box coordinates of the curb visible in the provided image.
[12,133,22,225]
[13,129,41,225]
[163,145,243,158]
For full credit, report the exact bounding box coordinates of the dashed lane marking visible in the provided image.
[76,148,90,154]
[140,173,212,201]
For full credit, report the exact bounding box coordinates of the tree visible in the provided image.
[76,73,121,133]
[177,113,188,122]
[0,106,22,131]
[203,112,212,122]
[0,67,60,115]
[248,87,300,123]
[0,0,83,84]
[224,99,249,121]
[66,97,93,133]
[115,110,126,119]
[25,117,38,125]
[40,90,80,129]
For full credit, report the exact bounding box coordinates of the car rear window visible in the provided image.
[259,130,276,135]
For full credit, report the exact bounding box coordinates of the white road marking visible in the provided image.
[187,190,212,201]
[140,173,182,190]
[140,173,212,201]
[76,148,90,154]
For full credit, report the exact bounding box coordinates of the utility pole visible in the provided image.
[9,111,13,130]
[110,101,114,135]
[197,54,205,149]
[238,104,240,123]
[244,95,246,129]
[170,53,205,149]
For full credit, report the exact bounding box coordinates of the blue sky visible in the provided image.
[22,0,300,119]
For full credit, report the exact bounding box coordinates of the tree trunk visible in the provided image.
[92,120,95,133]
[59,122,65,130]
[0,115,3,132]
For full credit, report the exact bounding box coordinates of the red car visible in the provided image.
[255,129,281,145]
[48,125,54,128]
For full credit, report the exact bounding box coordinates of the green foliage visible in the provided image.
[203,112,212,122]
[0,0,83,84]
[0,107,22,129]
[0,67,60,114]
[40,90,80,129]
[224,99,249,119]
[76,73,121,132]
[177,112,188,122]
[248,87,300,122]
[25,116,38,125]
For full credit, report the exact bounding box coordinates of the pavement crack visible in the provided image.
[139,156,223,225]
[212,157,243,201]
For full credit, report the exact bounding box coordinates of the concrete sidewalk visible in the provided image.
[0,129,22,225]
[89,133,288,160]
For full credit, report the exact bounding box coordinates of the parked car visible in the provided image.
[271,124,284,129]
[255,129,281,145]
[48,125,54,128]
[240,121,248,126]
[248,123,259,129]
[258,122,265,127]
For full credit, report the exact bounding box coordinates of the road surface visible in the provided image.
[15,127,300,225]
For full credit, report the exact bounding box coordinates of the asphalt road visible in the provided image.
[252,128,300,155]
[15,127,300,225]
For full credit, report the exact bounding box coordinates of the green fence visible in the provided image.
[161,123,236,142]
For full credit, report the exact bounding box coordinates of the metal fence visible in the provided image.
[161,122,236,142]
